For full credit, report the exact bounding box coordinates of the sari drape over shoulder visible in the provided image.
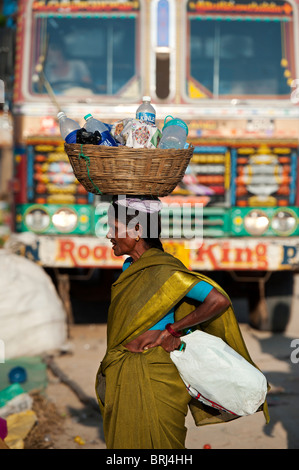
[95,248,269,449]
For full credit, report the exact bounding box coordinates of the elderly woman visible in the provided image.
[95,196,269,449]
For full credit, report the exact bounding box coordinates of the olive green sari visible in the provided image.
[95,248,269,449]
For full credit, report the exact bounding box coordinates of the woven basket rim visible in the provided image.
[64,142,194,155]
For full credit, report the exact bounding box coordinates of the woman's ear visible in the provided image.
[135,222,143,238]
[135,223,139,231]
[126,222,141,241]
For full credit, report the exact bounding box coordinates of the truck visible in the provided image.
[3,0,299,331]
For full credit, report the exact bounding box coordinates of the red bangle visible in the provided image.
[165,323,181,338]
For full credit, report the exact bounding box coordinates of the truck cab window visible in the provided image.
[186,0,295,100]
[31,15,139,98]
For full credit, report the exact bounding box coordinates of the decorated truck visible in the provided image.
[5,0,299,331]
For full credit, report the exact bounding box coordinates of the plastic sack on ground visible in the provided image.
[0,393,33,419]
[0,417,7,440]
[0,384,24,408]
[170,330,267,416]
[0,251,67,359]
[4,410,37,449]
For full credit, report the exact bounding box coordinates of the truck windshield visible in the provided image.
[186,0,295,100]
[31,13,139,98]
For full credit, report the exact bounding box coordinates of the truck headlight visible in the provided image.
[25,207,50,232]
[271,210,297,235]
[52,208,78,232]
[244,210,270,235]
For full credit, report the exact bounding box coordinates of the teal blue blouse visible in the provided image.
[122,257,213,330]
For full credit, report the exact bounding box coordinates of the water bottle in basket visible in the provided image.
[57,111,81,143]
[84,114,117,146]
[158,115,188,150]
[136,96,156,124]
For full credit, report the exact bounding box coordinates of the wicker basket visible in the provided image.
[64,143,194,196]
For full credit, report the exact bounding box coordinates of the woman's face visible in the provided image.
[107,217,138,257]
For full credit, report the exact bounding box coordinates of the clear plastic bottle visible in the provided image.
[84,114,117,146]
[57,111,81,143]
[158,115,188,150]
[136,96,156,124]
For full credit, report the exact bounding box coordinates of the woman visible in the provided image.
[95,196,269,449]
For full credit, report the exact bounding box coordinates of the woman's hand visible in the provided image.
[143,288,230,353]
[144,330,181,352]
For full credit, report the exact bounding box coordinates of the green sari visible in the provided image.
[95,248,269,449]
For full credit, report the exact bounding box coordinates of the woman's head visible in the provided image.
[107,196,164,257]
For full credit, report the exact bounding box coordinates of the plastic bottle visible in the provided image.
[84,114,117,146]
[136,96,156,124]
[57,111,81,144]
[158,115,188,150]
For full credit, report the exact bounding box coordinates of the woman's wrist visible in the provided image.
[165,323,182,338]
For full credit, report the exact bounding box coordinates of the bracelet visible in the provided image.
[165,323,182,338]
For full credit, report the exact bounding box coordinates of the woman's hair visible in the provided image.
[109,196,164,251]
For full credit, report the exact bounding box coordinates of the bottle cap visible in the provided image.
[142,96,151,102]
[162,115,188,135]
[84,113,93,120]
[8,366,27,384]
[57,111,66,119]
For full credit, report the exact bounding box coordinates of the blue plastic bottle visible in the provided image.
[84,114,117,146]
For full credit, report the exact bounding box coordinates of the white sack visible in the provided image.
[0,251,67,359]
[170,330,267,416]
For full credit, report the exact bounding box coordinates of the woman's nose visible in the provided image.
[106,228,112,239]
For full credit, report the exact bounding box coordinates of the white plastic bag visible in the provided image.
[0,251,67,359]
[170,330,267,416]
[0,393,33,419]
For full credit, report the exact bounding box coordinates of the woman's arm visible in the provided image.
[144,288,230,352]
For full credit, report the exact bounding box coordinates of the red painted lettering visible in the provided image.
[234,247,253,264]
[56,239,77,265]
[244,247,253,264]
[93,246,108,260]
[256,243,268,269]
[56,240,114,266]
[221,242,230,263]
[78,245,90,259]
[196,243,218,269]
